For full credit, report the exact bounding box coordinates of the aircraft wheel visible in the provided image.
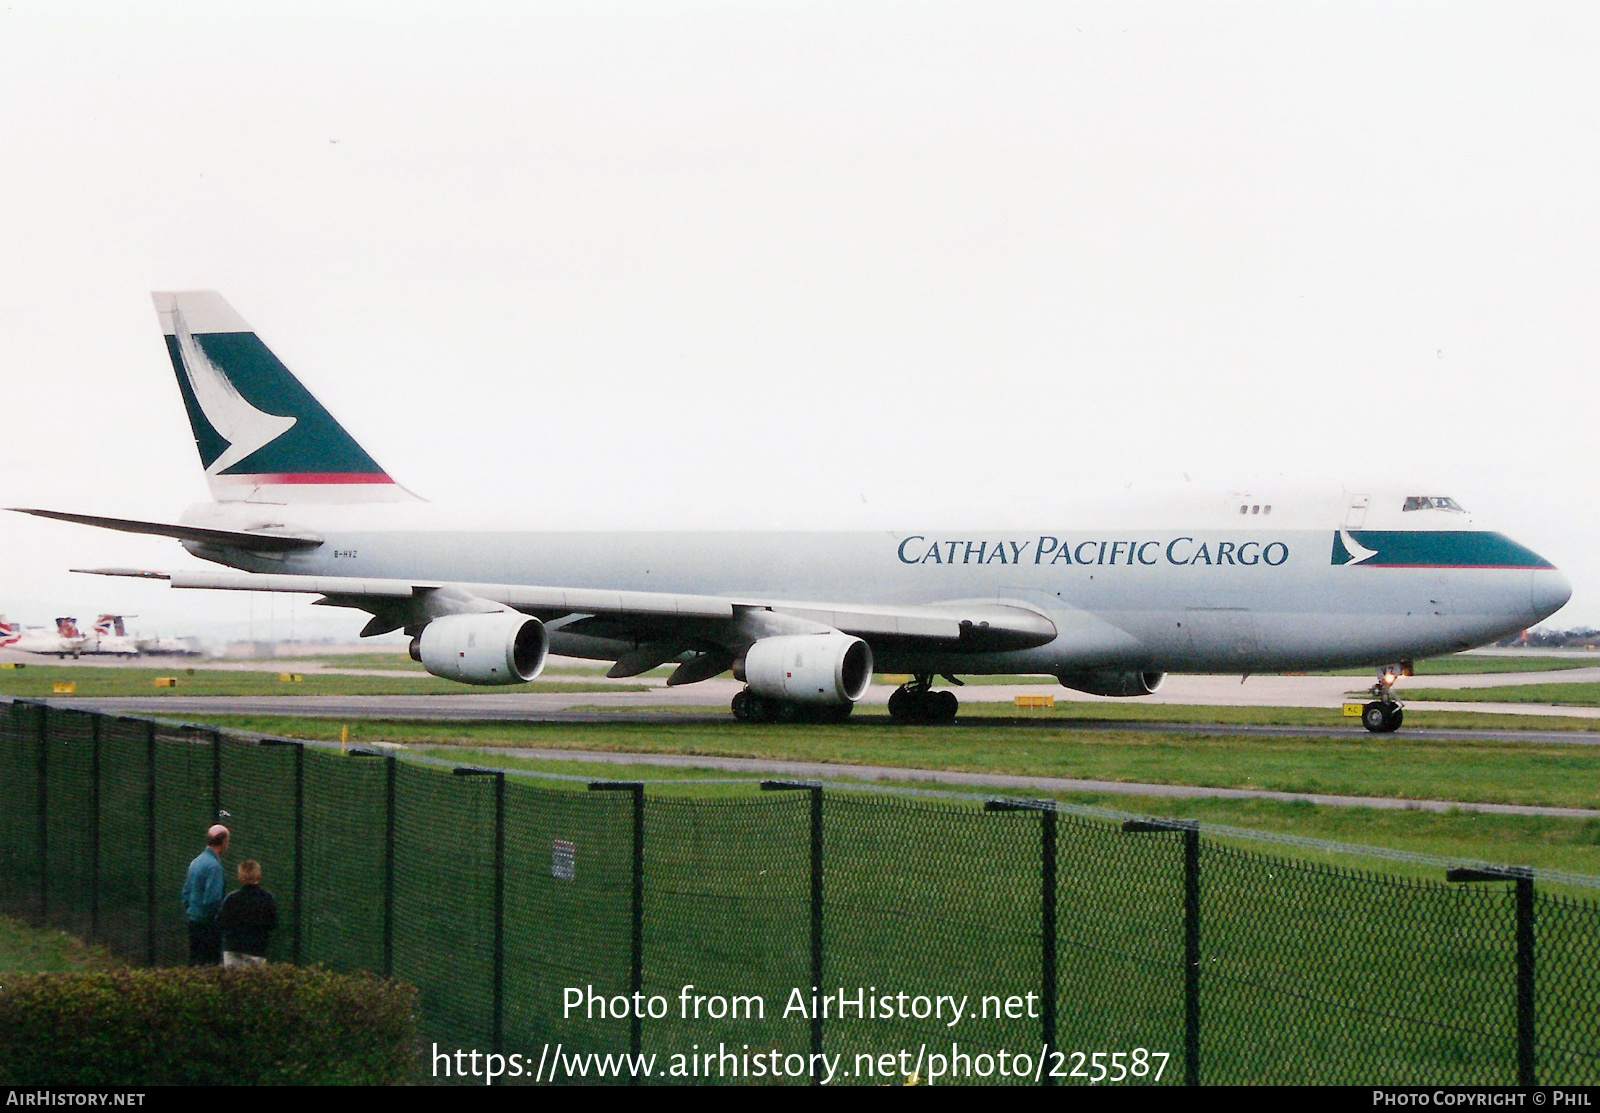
[1384,706,1404,732]
[892,689,930,724]
[1362,702,1398,733]
[735,690,778,724]
[889,687,958,724]
[887,687,918,723]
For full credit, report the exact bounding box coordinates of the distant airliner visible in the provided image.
[11,292,1572,730]
[0,617,86,658]
[83,615,140,657]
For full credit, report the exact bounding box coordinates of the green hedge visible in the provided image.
[0,965,419,1085]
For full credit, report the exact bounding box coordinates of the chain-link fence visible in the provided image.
[2,698,1596,1086]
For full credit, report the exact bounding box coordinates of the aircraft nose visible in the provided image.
[1530,567,1572,622]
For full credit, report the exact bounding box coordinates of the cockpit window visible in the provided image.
[1402,496,1466,513]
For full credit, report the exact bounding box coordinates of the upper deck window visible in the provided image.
[1402,496,1466,513]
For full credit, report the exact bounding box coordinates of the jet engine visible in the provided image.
[1057,669,1166,697]
[742,633,874,706]
[413,612,548,685]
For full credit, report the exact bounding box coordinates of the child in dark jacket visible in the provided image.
[217,859,278,967]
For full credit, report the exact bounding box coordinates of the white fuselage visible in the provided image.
[82,634,140,656]
[179,488,1571,676]
[4,630,86,657]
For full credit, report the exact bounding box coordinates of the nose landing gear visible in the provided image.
[1357,664,1408,733]
[887,675,960,724]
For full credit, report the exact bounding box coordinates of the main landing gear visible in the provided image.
[731,688,853,724]
[887,675,959,725]
[1358,664,1406,734]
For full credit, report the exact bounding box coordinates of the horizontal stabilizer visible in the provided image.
[12,508,324,552]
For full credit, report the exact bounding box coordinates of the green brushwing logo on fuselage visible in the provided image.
[1332,530,1553,569]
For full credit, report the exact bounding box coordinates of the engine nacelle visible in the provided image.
[414,612,548,685]
[1057,669,1166,697]
[743,633,873,706]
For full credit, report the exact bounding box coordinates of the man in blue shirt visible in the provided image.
[181,824,230,965]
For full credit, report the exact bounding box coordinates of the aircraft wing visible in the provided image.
[73,567,1058,651]
[13,509,324,552]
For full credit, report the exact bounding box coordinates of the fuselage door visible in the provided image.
[1345,494,1370,529]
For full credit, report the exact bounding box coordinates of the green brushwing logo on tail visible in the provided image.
[162,303,393,484]
[1332,530,1554,569]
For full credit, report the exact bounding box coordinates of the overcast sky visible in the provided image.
[2,1,1596,642]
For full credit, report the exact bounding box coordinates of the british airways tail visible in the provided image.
[153,291,418,504]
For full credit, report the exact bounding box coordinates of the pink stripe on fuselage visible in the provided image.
[215,473,396,485]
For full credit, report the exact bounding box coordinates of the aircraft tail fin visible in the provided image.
[55,618,81,639]
[95,615,127,638]
[152,292,420,504]
[0,618,17,645]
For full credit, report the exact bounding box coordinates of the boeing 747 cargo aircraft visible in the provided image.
[11,292,1571,730]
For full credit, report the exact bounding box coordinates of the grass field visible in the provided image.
[0,665,645,699]
[285,652,426,671]
[166,714,1600,811]
[1406,682,1600,707]
[0,914,122,973]
[417,746,1600,888]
